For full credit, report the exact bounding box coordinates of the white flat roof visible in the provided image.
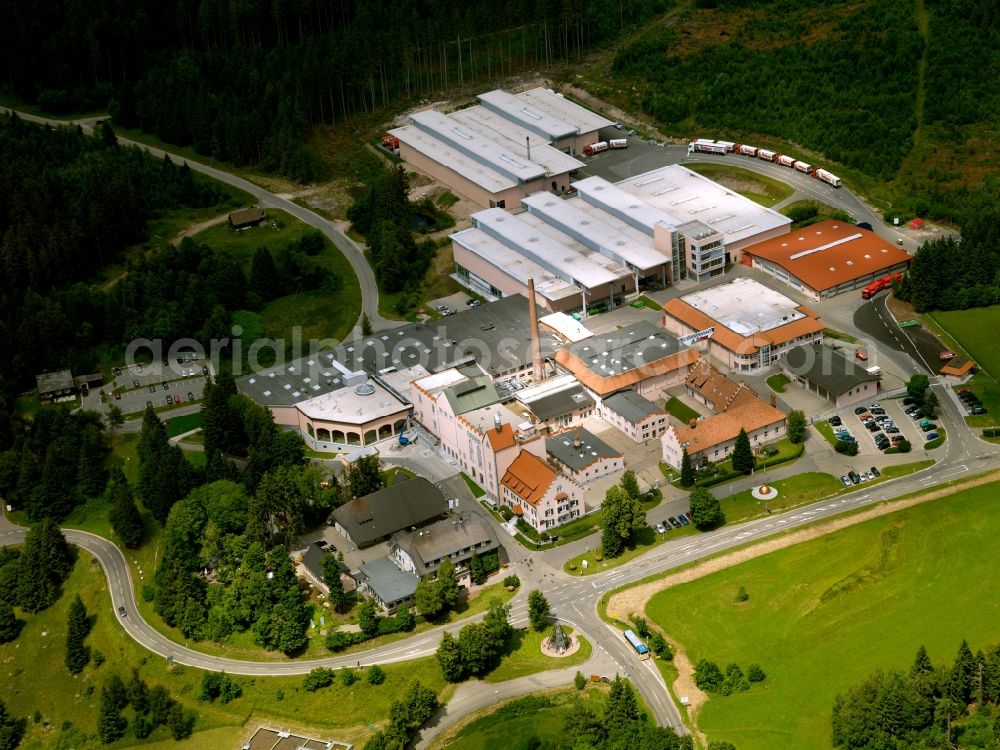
[477,89,578,140]
[572,175,679,236]
[297,379,408,424]
[452,227,581,302]
[539,312,593,343]
[515,373,582,403]
[513,88,613,135]
[680,278,804,336]
[410,109,546,183]
[474,208,631,290]
[616,165,791,245]
[390,124,515,193]
[412,367,469,396]
[450,107,583,176]
[522,193,668,271]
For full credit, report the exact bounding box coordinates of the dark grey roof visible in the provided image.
[602,389,665,423]
[390,514,499,577]
[236,295,559,407]
[332,477,446,547]
[526,385,594,420]
[36,369,74,394]
[357,557,418,606]
[563,321,682,379]
[784,344,879,395]
[546,429,622,471]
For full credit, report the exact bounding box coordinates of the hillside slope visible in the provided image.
[578,0,1000,225]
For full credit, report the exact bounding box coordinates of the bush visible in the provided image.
[199,672,242,703]
[326,630,366,652]
[141,585,156,602]
[983,428,1000,438]
[302,667,336,692]
[835,439,859,456]
[695,660,724,692]
[629,615,651,639]
[340,669,358,687]
[503,575,521,589]
[650,633,674,661]
[721,663,750,695]
[574,671,586,690]
[367,665,386,685]
[748,664,767,683]
[736,586,749,602]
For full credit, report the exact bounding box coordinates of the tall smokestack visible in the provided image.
[528,277,544,382]
[494,412,502,433]
[526,136,531,162]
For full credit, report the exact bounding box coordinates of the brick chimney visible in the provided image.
[770,392,777,408]
[573,432,582,449]
[527,277,544,382]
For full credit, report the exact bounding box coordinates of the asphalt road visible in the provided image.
[0,107,400,337]
[854,293,950,375]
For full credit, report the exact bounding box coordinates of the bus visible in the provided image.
[623,629,650,660]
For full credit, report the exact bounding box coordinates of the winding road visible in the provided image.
[3,106,996,743]
[0,107,400,337]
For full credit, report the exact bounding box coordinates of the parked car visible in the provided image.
[132,379,140,388]
[871,467,881,478]
[202,365,209,375]
[854,406,868,415]
[891,435,907,445]
[920,423,937,432]
[971,406,988,415]
[848,471,861,484]
[870,408,886,416]
[840,475,852,488]
[655,522,667,533]
[866,421,880,432]
[939,350,955,361]
[925,432,940,441]
[855,350,868,361]
[869,403,882,410]
[146,400,153,409]
[434,304,449,312]
[885,426,900,434]
[668,516,681,529]
[187,392,195,401]
[909,410,924,420]
[467,299,481,307]
[919,419,934,428]
[162,381,169,390]
[173,394,181,403]
[864,471,876,481]
[148,384,156,393]
[165,395,172,405]
[828,416,843,426]
[678,514,690,526]
[113,392,121,400]
[903,396,916,405]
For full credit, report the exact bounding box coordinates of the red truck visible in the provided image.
[861,272,903,300]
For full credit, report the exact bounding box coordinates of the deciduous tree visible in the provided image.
[527,589,550,631]
[689,487,724,530]
[787,410,807,444]
[600,486,645,558]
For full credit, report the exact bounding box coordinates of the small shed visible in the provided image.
[940,358,975,379]
[228,207,266,229]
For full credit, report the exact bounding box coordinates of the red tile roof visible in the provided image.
[500,450,556,507]
[743,220,911,292]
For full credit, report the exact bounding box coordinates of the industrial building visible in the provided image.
[741,220,912,300]
[661,278,825,373]
[782,344,880,408]
[390,87,612,209]
[451,165,792,314]
[553,321,699,398]
[545,429,624,484]
[236,295,560,450]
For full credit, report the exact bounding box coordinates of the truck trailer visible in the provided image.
[688,138,732,155]
[738,144,758,156]
[756,148,777,162]
[778,154,796,167]
[609,138,628,150]
[814,168,843,188]
[794,161,812,173]
[861,272,903,299]
[584,141,609,156]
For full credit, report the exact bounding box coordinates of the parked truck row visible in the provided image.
[687,138,843,188]
[861,272,904,300]
[583,138,628,156]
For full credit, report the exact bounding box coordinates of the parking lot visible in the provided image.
[109,361,211,415]
[827,397,939,458]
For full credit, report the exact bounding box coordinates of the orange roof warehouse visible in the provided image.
[741,220,911,300]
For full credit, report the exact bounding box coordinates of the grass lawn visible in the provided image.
[163,411,202,438]
[813,421,839,447]
[823,327,861,344]
[646,479,1000,750]
[722,462,933,524]
[765,374,789,393]
[193,208,360,343]
[180,431,205,445]
[484,625,592,683]
[1,551,446,750]
[688,439,804,489]
[665,397,700,423]
[956,375,1000,428]
[779,199,853,228]
[633,295,663,311]
[565,523,699,576]
[929,305,1000,378]
[922,426,946,450]
[460,472,487,498]
[430,686,611,750]
[685,162,794,206]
